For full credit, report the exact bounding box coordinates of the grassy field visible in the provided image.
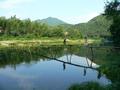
[0,38,101,47]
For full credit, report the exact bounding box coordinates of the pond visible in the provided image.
[0,45,113,90]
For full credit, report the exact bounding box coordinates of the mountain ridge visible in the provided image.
[40,17,67,26]
[37,15,111,38]
[73,15,112,37]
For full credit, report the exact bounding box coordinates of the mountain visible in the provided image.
[73,15,112,38]
[40,17,67,26]
[40,15,111,38]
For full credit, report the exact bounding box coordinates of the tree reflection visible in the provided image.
[0,45,105,76]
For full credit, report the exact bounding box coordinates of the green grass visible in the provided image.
[0,37,101,47]
[69,82,106,90]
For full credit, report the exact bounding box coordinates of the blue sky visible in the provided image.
[0,0,109,24]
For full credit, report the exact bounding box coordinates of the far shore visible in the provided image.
[0,39,100,47]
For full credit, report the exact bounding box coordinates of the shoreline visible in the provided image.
[0,39,100,47]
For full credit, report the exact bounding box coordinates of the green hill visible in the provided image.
[73,15,112,38]
[40,17,67,26]
[31,15,112,38]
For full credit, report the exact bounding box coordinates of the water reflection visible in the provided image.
[63,62,66,70]
[0,45,111,90]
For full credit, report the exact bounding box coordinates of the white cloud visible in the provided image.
[0,0,34,9]
[58,12,101,24]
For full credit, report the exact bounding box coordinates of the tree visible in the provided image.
[0,16,6,32]
[105,0,120,46]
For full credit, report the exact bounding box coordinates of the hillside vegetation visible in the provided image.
[40,17,67,26]
[0,15,111,39]
[73,15,112,38]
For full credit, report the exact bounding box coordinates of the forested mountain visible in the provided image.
[73,15,112,38]
[40,17,67,26]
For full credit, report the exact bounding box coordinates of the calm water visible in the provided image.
[0,45,111,90]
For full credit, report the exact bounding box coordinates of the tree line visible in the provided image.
[0,16,82,39]
[105,0,120,46]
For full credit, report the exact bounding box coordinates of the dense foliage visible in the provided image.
[74,15,112,38]
[0,14,113,39]
[105,0,120,46]
[0,16,82,39]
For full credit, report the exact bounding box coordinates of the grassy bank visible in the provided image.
[0,38,101,47]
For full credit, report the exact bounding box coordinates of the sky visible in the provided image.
[0,0,109,24]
